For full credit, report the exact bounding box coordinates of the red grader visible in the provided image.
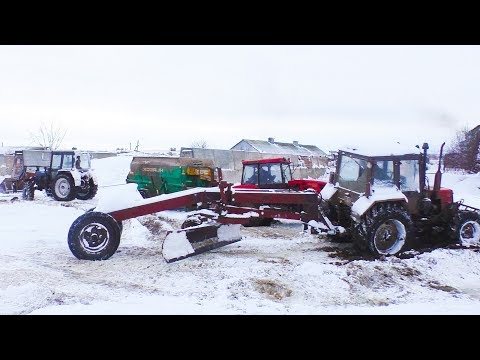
[232,157,326,226]
[67,142,480,263]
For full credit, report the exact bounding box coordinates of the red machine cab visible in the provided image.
[235,157,326,193]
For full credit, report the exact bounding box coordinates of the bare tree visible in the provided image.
[30,121,68,150]
[444,125,480,172]
[191,140,208,149]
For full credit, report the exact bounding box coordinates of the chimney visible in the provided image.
[293,141,299,146]
[268,137,275,144]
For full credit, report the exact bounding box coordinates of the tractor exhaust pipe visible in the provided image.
[421,143,429,197]
[433,142,446,195]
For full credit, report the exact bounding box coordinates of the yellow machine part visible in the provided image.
[186,166,213,181]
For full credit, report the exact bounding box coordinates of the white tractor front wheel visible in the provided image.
[51,174,75,201]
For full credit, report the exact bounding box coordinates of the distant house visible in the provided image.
[230,138,327,169]
[231,138,327,156]
[467,125,480,148]
[444,125,480,172]
[0,146,45,155]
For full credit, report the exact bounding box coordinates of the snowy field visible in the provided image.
[1,155,480,315]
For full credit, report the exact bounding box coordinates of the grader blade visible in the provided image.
[162,223,242,263]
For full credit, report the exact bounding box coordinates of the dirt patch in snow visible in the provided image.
[154,213,184,228]
[257,256,291,265]
[253,278,292,300]
[243,221,303,239]
[428,281,459,293]
[0,196,19,203]
[317,245,379,263]
[137,215,168,237]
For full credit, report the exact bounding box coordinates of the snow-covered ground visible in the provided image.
[1,155,480,314]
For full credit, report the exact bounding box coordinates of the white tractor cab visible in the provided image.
[21,149,98,201]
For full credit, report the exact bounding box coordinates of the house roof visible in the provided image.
[467,125,480,137]
[231,139,327,156]
[458,124,480,145]
[0,146,44,155]
[470,124,480,132]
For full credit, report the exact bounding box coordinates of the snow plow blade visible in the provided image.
[162,223,242,263]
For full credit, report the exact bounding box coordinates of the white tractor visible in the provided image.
[19,149,98,201]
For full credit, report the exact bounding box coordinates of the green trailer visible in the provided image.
[126,156,218,198]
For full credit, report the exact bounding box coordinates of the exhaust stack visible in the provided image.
[433,142,446,196]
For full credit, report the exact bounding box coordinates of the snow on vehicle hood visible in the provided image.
[351,186,408,217]
[339,142,422,157]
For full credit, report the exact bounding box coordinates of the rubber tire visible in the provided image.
[86,207,122,235]
[51,174,76,201]
[68,211,121,260]
[455,211,480,246]
[116,220,123,236]
[355,202,414,256]
[76,180,98,200]
[22,181,35,201]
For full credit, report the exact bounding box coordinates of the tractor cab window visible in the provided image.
[243,164,258,185]
[338,155,368,192]
[51,154,63,170]
[282,163,292,182]
[259,164,281,185]
[63,155,74,169]
[373,160,395,188]
[399,159,420,192]
[269,164,283,184]
[80,153,91,169]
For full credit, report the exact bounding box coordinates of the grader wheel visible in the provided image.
[68,212,122,260]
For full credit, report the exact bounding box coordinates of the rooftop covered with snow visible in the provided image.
[231,138,327,157]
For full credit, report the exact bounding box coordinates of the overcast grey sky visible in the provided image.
[0,45,478,153]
